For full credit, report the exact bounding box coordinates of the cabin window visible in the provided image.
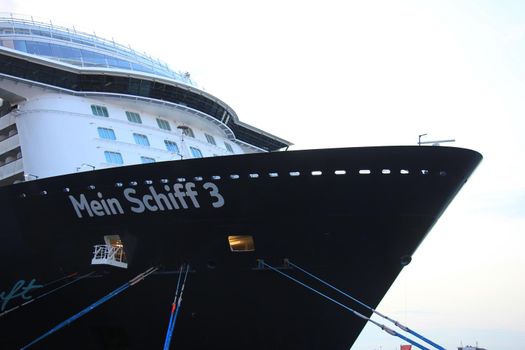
[104,151,123,164]
[205,133,216,145]
[156,118,171,131]
[190,147,203,158]
[126,111,142,124]
[91,105,109,117]
[181,127,194,138]
[133,133,150,146]
[224,142,233,153]
[164,140,179,153]
[97,127,116,140]
[140,156,155,164]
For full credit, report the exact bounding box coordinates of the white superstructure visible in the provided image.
[0,14,290,185]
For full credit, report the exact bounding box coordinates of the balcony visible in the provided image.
[0,133,20,153]
[0,157,23,179]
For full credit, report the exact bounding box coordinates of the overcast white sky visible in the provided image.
[1,1,524,348]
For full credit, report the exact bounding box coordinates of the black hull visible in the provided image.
[0,146,481,349]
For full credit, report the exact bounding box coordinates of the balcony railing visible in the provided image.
[0,133,19,153]
[0,157,22,179]
[91,244,128,269]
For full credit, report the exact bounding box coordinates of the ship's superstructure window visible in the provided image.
[190,147,203,158]
[205,133,216,145]
[224,142,233,153]
[133,133,150,146]
[126,111,142,124]
[156,118,171,131]
[181,127,194,138]
[97,127,116,140]
[164,140,179,153]
[91,105,109,117]
[104,151,123,164]
[140,156,155,164]
[5,32,197,84]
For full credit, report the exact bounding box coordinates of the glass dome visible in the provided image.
[0,14,196,86]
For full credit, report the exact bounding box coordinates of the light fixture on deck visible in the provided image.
[418,133,455,146]
[81,163,95,170]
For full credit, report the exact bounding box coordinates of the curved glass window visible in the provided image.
[7,38,192,83]
[190,147,203,158]
[97,127,116,140]
[133,133,150,146]
[81,49,107,66]
[181,127,194,138]
[104,151,123,164]
[156,118,171,131]
[164,140,179,153]
[0,16,199,85]
[91,105,109,117]
[205,133,216,145]
[126,111,142,124]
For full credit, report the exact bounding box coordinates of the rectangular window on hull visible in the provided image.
[164,140,179,153]
[126,111,142,124]
[97,127,116,140]
[190,147,203,158]
[140,156,155,164]
[91,105,109,117]
[133,133,150,146]
[156,118,171,131]
[104,151,123,164]
[228,235,255,252]
[205,133,216,145]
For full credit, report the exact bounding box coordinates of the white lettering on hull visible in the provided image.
[69,182,224,218]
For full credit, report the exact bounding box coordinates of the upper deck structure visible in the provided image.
[0,14,291,185]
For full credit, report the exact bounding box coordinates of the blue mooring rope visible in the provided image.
[287,260,446,350]
[21,266,158,349]
[261,261,431,350]
[163,264,190,350]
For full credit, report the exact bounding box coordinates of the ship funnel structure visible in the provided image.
[91,235,128,268]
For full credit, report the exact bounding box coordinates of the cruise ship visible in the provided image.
[0,15,482,349]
